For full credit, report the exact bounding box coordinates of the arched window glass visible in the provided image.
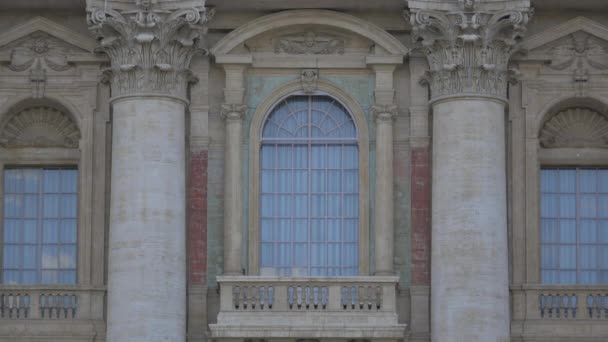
[259,95,358,276]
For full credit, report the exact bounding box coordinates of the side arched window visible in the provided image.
[259,95,359,276]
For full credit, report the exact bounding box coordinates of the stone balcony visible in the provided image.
[511,285,608,340]
[209,276,407,341]
[0,286,105,342]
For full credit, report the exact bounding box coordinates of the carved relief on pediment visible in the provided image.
[274,31,345,55]
[539,108,608,148]
[242,26,372,55]
[0,106,81,148]
[546,31,608,82]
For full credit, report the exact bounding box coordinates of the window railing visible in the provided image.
[210,276,406,340]
[513,285,608,320]
[0,286,104,320]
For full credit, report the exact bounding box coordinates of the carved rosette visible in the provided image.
[220,104,248,122]
[407,4,532,100]
[371,104,398,123]
[86,2,214,99]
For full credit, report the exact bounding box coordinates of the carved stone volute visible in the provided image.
[406,0,532,100]
[86,0,214,99]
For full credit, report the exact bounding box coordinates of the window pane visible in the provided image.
[260,96,358,276]
[542,168,608,284]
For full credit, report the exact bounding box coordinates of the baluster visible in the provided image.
[250,286,258,309]
[15,295,21,319]
[555,294,561,318]
[1,294,5,318]
[259,287,266,310]
[596,294,603,318]
[268,286,274,309]
[242,286,249,309]
[288,286,294,309]
[296,286,303,309]
[304,287,311,309]
[539,294,546,318]
[63,295,70,318]
[71,295,77,318]
[571,294,578,318]
[342,286,348,309]
[587,294,594,318]
[563,294,569,318]
[313,287,319,309]
[604,295,608,319]
[350,286,356,309]
[8,294,15,318]
[39,294,46,318]
[367,286,373,310]
[55,294,62,318]
[321,287,328,309]
[375,286,382,310]
[232,287,240,309]
[358,286,365,309]
[547,294,553,318]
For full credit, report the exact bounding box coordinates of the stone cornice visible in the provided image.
[406,0,532,100]
[86,0,213,99]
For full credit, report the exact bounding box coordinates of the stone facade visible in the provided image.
[0,0,606,341]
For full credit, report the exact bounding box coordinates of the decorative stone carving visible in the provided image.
[220,103,248,121]
[0,106,81,148]
[274,32,345,55]
[406,2,532,99]
[86,0,214,99]
[548,31,608,82]
[8,33,73,98]
[300,69,318,94]
[540,108,608,148]
[371,104,398,123]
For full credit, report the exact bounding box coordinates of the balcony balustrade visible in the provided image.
[210,276,407,341]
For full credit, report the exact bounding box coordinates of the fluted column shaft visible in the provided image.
[407,1,531,341]
[87,2,212,341]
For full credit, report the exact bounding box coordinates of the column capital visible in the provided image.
[406,0,532,100]
[372,104,398,123]
[86,0,214,99]
[220,103,247,122]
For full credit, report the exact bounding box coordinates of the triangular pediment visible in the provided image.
[0,17,95,53]
[521,17,608,55]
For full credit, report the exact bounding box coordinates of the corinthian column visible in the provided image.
[406,1,532,341]
[86,1,212,341]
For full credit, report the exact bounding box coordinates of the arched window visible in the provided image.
[259,95,359,276]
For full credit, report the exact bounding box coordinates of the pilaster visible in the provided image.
[220,64,248,275]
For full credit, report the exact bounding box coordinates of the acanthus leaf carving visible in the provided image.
[371,104,398,123]
[407,2,532,100]
[220,103,248,122]
[540,108,608,148]
[0,106,81,148]
[86,1,214,99]
[274,32,345,55]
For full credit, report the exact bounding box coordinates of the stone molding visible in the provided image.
[406,1,532,100]
[220,103,247,122]
[548,31,608,83]
[372,104,398,123]
[86,0,213,99]
[539,107,608,148]
[0,105,81,148]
